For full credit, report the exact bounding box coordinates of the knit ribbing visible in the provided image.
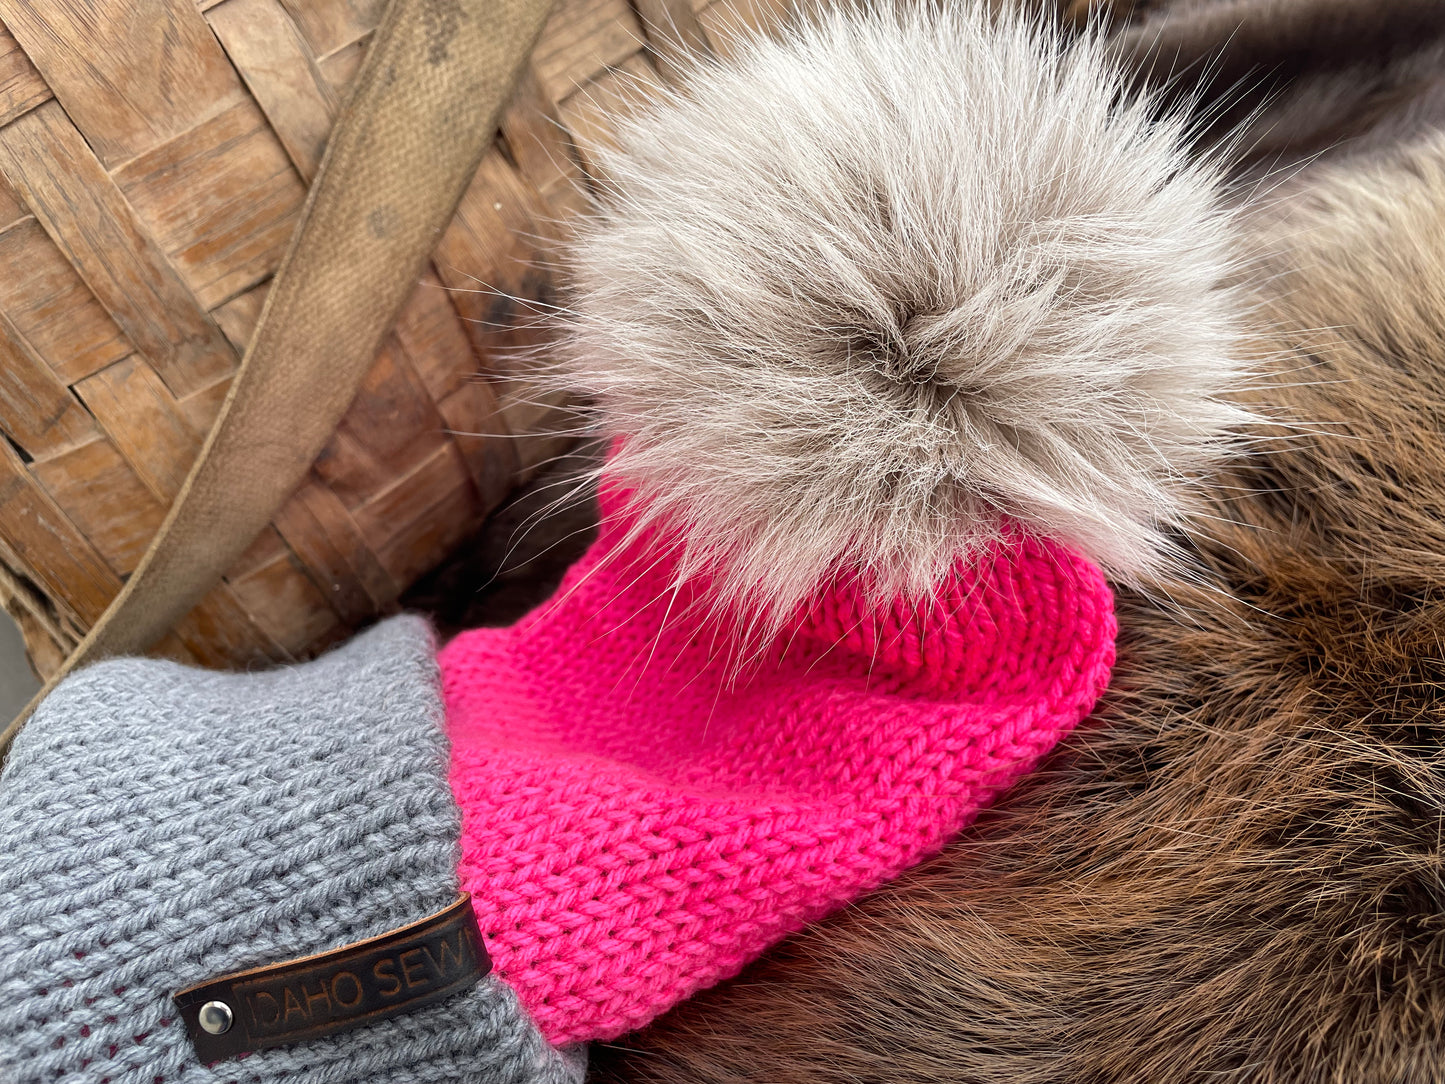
[0,617,582,1084]
[441,488,1117,1045]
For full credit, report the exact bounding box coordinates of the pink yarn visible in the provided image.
[441,484,1116,1045]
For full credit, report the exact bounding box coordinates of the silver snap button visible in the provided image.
[198,1000,233,1035]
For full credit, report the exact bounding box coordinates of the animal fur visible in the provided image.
[558,3,1248,632]
[1106,0,1445,178]
[587,93,1445,1084]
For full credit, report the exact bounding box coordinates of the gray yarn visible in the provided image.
[0,616,584,1084]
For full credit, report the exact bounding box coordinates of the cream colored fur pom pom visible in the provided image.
[559,2,1248,626]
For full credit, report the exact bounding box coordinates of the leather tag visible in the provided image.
[174,894,491,1063]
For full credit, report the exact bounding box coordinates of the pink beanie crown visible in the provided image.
[442,484,1116,1043]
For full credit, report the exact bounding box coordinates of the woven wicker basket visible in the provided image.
[0,0,791,678]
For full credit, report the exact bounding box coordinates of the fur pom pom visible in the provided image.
[559,2,1248,626]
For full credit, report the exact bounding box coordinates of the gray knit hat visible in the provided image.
[0,616,584,1084]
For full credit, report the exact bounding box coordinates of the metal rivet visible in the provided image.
[198,1001,233,1036]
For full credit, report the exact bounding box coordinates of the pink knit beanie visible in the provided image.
[443,483,1115,1044]
[443,0,1246,1051]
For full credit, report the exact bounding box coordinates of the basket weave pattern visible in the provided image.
[0,0,790,677]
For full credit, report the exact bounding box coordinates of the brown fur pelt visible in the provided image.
[1100,0,1445,177]
[583,17,1445,1084]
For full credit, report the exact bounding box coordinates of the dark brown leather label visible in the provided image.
[174,894,491,1063]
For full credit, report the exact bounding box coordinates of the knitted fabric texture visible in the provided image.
[0,617,583,1084]
[441,485,1118,1044]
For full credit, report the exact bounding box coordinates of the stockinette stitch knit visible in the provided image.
[440,483,1117,1044]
